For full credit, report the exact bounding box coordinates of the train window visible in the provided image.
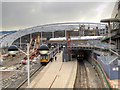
[41,56,45,59]
[41,56,43,59]
[43,56,45,59]
[41,55,48,59]
[45,56,48,59]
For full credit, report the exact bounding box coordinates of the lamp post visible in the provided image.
[8,43,30,88]
[27,43,30,88]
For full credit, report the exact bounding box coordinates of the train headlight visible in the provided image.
[8,51,18,55]
[63,45,66,48]
[40,50,49,54]
[116,67,119,71]
[112,67,119,71]
[51,46,54,48]
[112,67,116,71]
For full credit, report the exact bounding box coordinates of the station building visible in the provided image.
[101,0,120,55]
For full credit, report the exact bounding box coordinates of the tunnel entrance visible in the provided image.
[72,49,105,88]
[71,49,92,61]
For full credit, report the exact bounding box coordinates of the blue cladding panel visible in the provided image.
[96,55,120,80]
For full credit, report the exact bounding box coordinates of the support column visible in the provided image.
[41,32,42,44]
[20,37,22,48]
[116,39,118,49]
[83,30,84,36]
[118,38,120,61]
[108,22,111,55]
[65,30,67,37]
[52,31,54,38]
[30,34,32,43]
[118,38,120,50]
[79,24,81,36]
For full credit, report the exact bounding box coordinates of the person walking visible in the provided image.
[55,56,57,61]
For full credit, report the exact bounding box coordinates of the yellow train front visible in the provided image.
[38,44,59,65]
[40,54,49,65]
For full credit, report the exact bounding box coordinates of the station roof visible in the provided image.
[49,36,103,41]
[100,18,120,22]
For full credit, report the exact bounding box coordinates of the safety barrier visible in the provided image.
[90,56,113,89]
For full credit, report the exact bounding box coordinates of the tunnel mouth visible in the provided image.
[71,49,92,61]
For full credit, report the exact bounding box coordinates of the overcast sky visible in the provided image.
[1,1,117,31]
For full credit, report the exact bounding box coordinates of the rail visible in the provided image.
[1,63,44,89]
[16,65,44,89]
[109,49,120,57]
[91,57,112,89]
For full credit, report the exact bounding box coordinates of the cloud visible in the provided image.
[2,0,117,2]
[2,2,115,30]
[0,2,1,31]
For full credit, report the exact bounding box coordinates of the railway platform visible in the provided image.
[30,51,77,88]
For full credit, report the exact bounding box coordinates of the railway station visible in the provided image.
[0,0,120,89]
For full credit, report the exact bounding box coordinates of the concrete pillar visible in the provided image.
[104,27,106,35]
[52,31,54,38]
[118,39,120,50]
[83,29,84,36]
[116,39,117,49]
[30,34,32,43]
[108,22,112,56]
[116,39,118,49]
[118,38,120,60]
[108,22,111,37]
[65,30,67,37]
[41,32,42,44]
[79,24,81,36]
[20,37,22,48]
[117,39,119,49]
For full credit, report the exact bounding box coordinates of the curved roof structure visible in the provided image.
[49,36,104,41]
[0,22,106,47]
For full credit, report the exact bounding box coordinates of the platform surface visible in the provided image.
[30,51,77,88]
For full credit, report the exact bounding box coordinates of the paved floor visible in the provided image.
[30,51,77,88]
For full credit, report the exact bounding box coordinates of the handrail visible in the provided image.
[109,49,120,57]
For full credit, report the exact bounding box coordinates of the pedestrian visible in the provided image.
[55,56,57,61]
[51,58,53,62]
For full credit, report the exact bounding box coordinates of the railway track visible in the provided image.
[74,59,103,89]
[2,63,44,89]
[74,60,89,89]
[17,65,44,89]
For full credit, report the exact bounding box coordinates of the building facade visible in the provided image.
[111,0,120,52]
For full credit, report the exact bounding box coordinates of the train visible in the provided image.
[38,44,59,65]
[77,54,84,60]
[76,51,85,60]
[8,45,19,57]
